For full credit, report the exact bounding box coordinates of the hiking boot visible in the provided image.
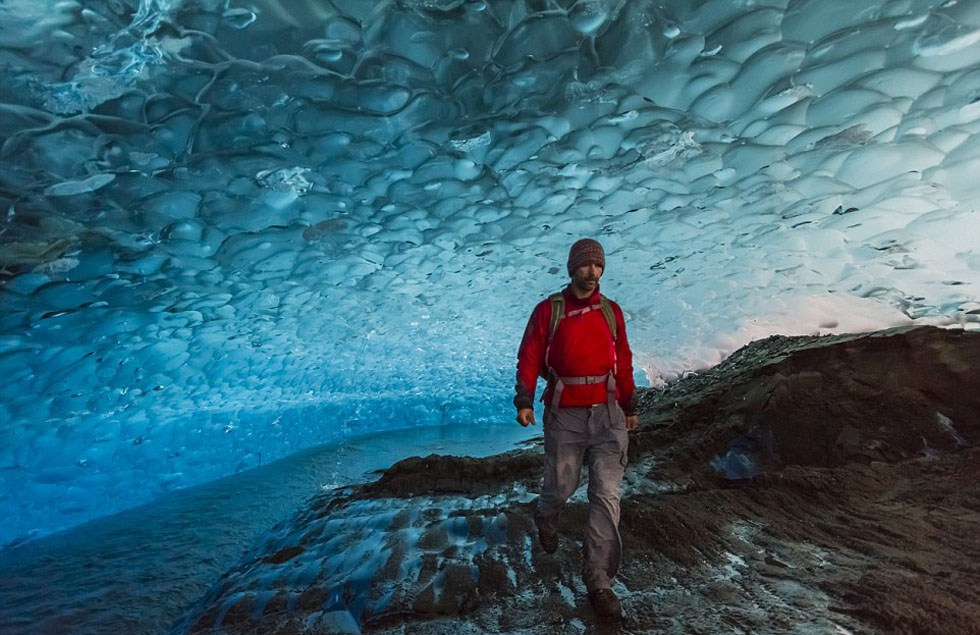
[588,588,623,620]
[537,526,558,553]
[534,512,558,553]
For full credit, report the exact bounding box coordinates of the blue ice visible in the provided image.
[1,0,979,549]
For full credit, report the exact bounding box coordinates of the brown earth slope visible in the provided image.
[176,325,980,635]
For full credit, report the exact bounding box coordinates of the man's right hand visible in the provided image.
[516,408,535,427]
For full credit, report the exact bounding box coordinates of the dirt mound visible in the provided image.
[360,451,542,499]
[632,326,978,485]
[622,448,980,634]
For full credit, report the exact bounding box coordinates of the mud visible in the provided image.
[176,326,980,634]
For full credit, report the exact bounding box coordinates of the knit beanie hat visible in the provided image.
[567,238,605,276]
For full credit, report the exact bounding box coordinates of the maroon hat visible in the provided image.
[567,238,605,275]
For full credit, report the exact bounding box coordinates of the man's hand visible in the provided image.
[625,415,638,431]
[517,408,536,427]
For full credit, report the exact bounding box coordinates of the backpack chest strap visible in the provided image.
[564,305,600,319]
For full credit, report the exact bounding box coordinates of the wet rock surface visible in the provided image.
[176,326,980,634]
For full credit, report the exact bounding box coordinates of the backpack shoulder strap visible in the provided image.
[599,295,617,341]
[548,292,564,342]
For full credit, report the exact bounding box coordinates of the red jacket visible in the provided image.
[515,285,636,414]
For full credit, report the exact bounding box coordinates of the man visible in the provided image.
[514,237,637,620]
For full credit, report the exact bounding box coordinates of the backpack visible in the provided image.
[543,292,619,412]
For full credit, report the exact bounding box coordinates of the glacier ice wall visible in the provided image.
[1,0,979,544]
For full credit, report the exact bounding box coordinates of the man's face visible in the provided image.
[571,261,603,294]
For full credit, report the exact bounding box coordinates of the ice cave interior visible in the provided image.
[1,0,979,546]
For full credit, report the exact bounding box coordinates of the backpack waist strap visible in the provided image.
[547,369,617,414]
[557,374,609,385]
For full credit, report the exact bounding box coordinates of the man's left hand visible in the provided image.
[626,415,638,431]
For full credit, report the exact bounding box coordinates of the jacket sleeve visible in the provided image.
[612,302,637,416]
[515,301,549,410]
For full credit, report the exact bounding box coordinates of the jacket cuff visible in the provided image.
[514,382,534,410]
[620,393,637,417]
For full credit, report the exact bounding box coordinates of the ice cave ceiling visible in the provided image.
[1,0,979,544]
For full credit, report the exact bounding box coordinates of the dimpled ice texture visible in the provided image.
[1,0,979,545]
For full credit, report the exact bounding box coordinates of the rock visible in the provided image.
[177,326,980,635]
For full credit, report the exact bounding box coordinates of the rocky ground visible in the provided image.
[174,326,980,635]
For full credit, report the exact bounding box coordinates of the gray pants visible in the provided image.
[536,404,629,591]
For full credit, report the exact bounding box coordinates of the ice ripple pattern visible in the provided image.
[173,485,538,633]
[1,0,980,544]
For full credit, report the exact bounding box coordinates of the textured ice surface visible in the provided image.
[1,0,980,544]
